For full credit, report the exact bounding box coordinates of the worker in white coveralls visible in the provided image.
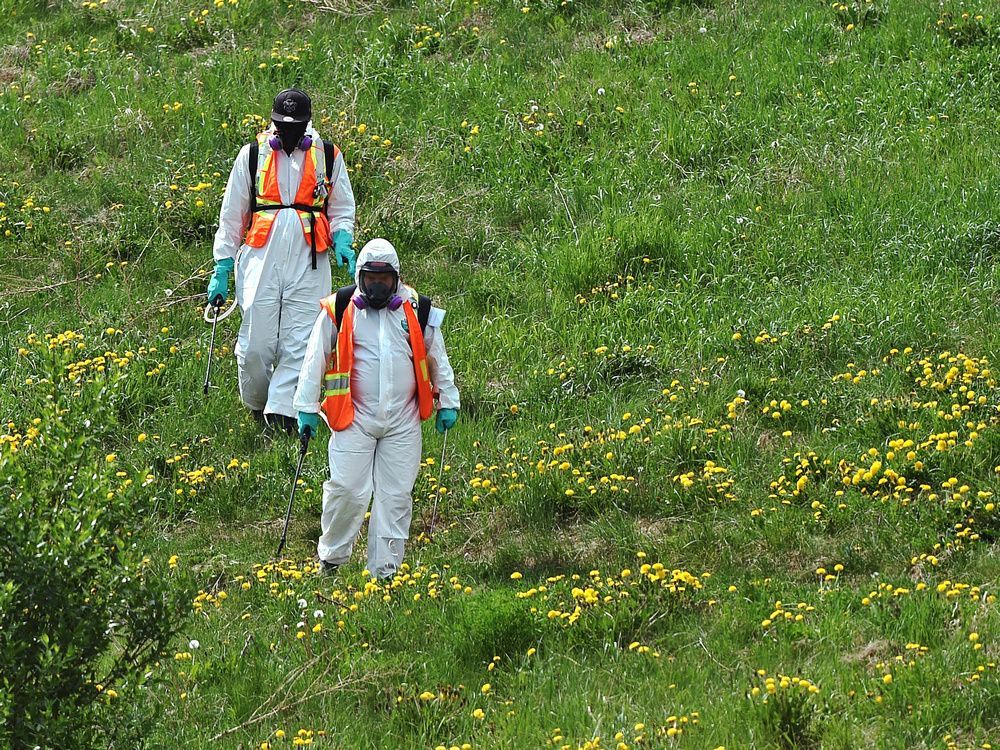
[293,239,460,579]
[207,88,356,434]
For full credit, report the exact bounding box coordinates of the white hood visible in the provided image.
[355,238,402,291]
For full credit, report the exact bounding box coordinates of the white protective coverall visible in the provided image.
[213,122,355,418]
[293,239,460,578]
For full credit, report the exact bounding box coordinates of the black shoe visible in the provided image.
[265,413,298,436]
[282,415,298,435]
[250,409,266,428]
[319,560,339,576]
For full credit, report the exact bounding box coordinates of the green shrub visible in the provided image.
[0,342,188,748]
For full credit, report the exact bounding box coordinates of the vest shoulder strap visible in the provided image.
[334,285,357,330]
[417,294,432,334]
[249,136,333,210]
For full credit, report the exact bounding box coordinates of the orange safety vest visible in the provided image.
[244,131,336,254]
[318,293,434,431]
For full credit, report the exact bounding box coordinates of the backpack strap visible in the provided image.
[324,140,336,182]
[334,285,357,330]
[417,294,432,335]
[247,141,259,218]
[323,140,337,215]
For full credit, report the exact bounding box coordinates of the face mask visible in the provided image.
[274,122,307,155]
[363,281,393,309]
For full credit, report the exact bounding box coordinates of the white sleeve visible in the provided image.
[293,311,335,414]
[325,149,355,235]
[212,144,253,263]
[425,322,460,410]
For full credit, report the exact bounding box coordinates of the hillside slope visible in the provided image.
[1,0,998,748]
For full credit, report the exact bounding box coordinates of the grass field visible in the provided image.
[2,0,999,748]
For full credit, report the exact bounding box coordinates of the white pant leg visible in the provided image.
[367,417,422,579]
[234,247,280,411]
[267,253,331,417]
[318,420,376,564]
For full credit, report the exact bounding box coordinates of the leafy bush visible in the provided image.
[0,337,188,748]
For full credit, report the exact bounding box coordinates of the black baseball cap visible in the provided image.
[271,88,312,124]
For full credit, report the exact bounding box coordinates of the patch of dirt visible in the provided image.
[553,521,605,562]
[297,0,389,18]
[464,7,490,31]
[47,70,96,96]
[756,430,780,451]
[635,517,672,543]
[628,27,657,45]
[843,639,889,665]
[1,44,30,64]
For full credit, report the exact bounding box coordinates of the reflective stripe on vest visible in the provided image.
[323,372,351,396]
[319,293,434,431]
[319,295,355,431]
[244,132,337,254]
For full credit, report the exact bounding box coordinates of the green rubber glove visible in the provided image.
[297,411,319,438]
[435,408,458,434]
[207,258,234,306]
[333,229,356,278]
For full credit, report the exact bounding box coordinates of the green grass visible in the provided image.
[2,0,999,747]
